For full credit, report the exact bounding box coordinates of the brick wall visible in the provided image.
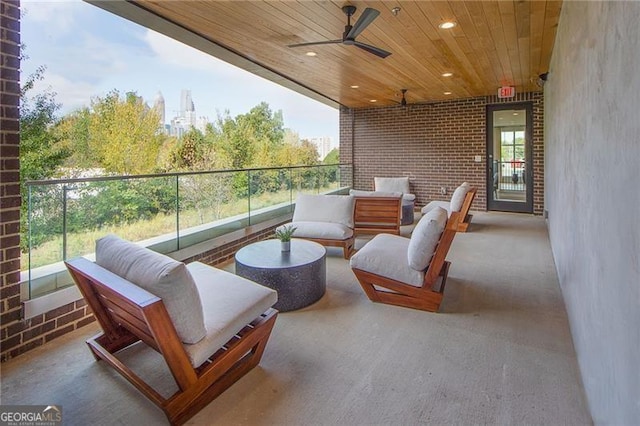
[342,92,544,214]
[1,0,25,358]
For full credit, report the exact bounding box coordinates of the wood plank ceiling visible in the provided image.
[107,1,562,109]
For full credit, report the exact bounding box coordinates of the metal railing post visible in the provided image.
[247,169,252,225]
[62,185,68,260]
[175,175,180,250]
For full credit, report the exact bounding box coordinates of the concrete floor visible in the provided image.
[0,212,592,425]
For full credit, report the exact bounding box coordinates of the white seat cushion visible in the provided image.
[407,207,448,271]
[293,194,355,228]
[184,262,277,368]
[421,200,451,216]
[95,234,206,344]
[281,221,354,240]
[350,234,424,287]
[449,182,471,212]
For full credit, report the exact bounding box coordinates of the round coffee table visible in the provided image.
[235,239,327,312]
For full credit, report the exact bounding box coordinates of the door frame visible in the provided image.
[486,102,534,213]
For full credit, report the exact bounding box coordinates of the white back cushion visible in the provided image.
[450,182,471,212]
[407,207,448,271]
[374,177,411,194]
[293,194,355,228]
[95,234,207,344]
[349,189,402,198]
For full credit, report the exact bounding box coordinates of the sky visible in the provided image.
[21,0,339,144]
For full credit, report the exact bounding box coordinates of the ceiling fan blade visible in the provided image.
[353,41,391,58]
[288,39,342,48]
[346,8,380,40]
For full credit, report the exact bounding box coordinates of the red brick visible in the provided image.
[7,338,44,360]
[44,303,74,321]
[0,308,20,325]
[22,320,55,341]
[0,333,21,353]
[56,309,84,327]
[76,315,96,329]
[44,324,74,343]
[0,283,19,299]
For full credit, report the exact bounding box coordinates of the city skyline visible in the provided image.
[151,89,336,156]
[21,0,339,145]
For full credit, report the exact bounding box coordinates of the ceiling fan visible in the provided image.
[288,6,391,59]
[398,89,408,107]
[390,89,408,107]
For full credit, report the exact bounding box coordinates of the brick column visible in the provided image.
[1,0,23,357]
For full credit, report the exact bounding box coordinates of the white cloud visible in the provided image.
[32,71,98,113]
[22,0,81,34]
[143,30,230,73]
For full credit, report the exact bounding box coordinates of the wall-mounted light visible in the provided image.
[391,7,401,16]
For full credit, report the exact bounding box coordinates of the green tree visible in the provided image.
[215,102,285,169]
[169,128,208,169]
[323,148,339,164]
[19,65,71,252]
[20,65,69,181]
[60,90,164,174]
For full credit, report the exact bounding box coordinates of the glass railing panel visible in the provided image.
[177,170,248,248]
[27,183,65,274]
[64,176,179,260]
[247,168,294,223]
[25,164,352,299]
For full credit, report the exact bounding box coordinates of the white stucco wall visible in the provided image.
[545,1,640,423]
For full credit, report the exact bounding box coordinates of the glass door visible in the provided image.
[486,103,533,213]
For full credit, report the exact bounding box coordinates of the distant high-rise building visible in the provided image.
[152,91,166,126]
[196,116,210,133]
[309,136,333,160]
[180,89,195,116]
[168,89,210,137]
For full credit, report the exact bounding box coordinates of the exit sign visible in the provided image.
[498,86,516,98]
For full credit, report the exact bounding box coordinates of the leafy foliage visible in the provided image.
[20,65,69,182]
[59,90,166,174]
[19,65,70,251]
[23,82,338,254]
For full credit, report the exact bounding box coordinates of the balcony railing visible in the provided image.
[25,163,352,299]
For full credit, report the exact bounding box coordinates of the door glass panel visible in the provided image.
[492,109,526,203]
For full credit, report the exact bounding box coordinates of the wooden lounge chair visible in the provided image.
[65,235,278,425]
[456,187,477,232]
[277,194,355,258]
[351,191,402,235]
[422,183,477,232]
[350,209,459,312]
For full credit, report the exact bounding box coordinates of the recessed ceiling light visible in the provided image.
[513,112,519,116]
[305,51,317,57]
[443,91,452,95]
[350,85,359,89]
[439,21,456,29]
[370,99,377,103]
[442,72,453,77]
